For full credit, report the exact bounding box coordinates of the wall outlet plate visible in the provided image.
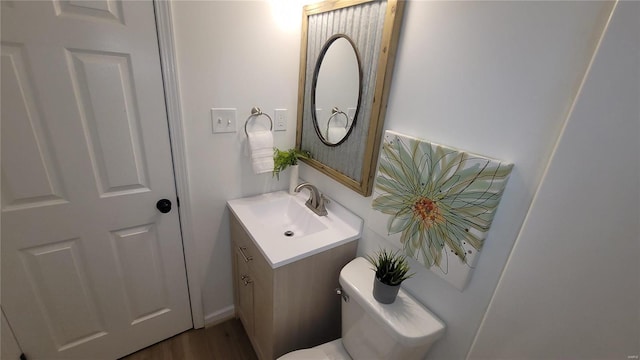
[211,108,237,133]
[274,109,287,131]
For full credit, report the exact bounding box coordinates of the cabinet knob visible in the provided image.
[242,275,253,286]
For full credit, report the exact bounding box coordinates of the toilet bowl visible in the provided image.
[278,257,445,360]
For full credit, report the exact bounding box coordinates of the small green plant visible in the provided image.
[273,148,310,180]
[366,249,414,286]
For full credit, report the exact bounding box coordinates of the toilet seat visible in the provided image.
[278,339,351,360]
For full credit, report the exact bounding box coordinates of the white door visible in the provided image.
[1,1,192,359]
[1,309,23,360]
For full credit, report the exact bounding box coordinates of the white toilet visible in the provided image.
[278,257,445,360]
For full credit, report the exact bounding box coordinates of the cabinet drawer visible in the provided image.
[230,214,273,289]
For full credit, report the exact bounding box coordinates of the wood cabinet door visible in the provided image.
[235,248,254,336]
[252,279,273,360]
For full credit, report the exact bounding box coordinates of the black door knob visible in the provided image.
[156,199,172,213]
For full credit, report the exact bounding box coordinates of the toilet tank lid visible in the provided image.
[339,257,445,347]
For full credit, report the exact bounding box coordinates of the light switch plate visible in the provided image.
[274,109,287,131]
[211,108,237,133]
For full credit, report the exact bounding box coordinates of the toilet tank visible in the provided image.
[339,257,445,360]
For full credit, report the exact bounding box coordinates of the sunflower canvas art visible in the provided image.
[369,131,513,290]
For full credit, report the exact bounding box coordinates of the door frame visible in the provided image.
[153,1,204,329]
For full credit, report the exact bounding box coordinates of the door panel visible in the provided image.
[1,1,192,358]
[67,49,151,196]
[21,238,107,351]
[1,43,67,210]
[112,224,170,323]
[54,0,125,24]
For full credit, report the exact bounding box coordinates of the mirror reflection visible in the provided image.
[311,35,361,146]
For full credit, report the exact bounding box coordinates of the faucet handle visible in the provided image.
[320,194,330,204]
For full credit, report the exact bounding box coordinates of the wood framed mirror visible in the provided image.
[295,0,405,196]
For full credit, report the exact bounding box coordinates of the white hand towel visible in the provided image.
[327,127,348,143]
[247,130,274,174]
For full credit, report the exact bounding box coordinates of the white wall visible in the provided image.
[468,2,639,358]
[171,0,617,358]
[300,2,613,358]
[172,0,305,321]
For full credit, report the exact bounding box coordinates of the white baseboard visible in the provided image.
[204,305,236,327]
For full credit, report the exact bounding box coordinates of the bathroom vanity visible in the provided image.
[227,191,362,360]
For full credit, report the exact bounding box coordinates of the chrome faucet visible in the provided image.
[294,182,329,216]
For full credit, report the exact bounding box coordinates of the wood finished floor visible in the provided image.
[120,319,258,360]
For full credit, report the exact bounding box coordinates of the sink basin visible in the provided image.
[227,191,363,268]
[247,195,327,237]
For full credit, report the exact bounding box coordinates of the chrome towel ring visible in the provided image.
[244,107,273,136]
[325,107,350,136]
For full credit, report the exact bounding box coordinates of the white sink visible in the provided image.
[247,195,328,237]
[227,191,363,268]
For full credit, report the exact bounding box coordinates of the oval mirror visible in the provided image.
[311,34,362,146]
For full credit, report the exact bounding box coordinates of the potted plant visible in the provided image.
[273,148,310,194]
[366,249,414,304]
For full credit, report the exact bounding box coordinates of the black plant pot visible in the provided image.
[373,277,400,304]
